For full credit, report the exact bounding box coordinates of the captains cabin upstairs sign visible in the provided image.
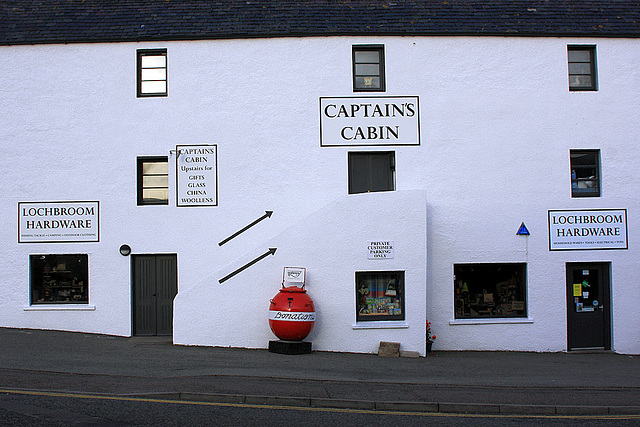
[320,96,420,147]
[176,144,218,207]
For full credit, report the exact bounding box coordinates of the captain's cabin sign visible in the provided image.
[320,96,420,147]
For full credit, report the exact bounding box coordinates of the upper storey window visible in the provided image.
[570,149,601,198]
[353,45,385,92]
[137,49,167,97]
[568,46,597,91]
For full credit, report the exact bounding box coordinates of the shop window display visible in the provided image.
[454,263,526,319]
[30,254,88,304]
[356,271,404,321]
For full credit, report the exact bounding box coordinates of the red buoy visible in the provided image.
[269,286,315,341]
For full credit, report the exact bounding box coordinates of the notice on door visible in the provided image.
[176,144,218,207]
[548,209,628,251]
[18,201,99,243]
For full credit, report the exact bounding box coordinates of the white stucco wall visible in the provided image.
[0,35,638,354]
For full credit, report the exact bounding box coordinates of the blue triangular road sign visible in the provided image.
[516,222,530,235]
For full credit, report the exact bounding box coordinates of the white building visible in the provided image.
[1,1,639,356]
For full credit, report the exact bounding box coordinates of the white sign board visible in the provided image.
[18,201,99,243]
[176,144,218,207]
[320,96,420,146]
[283,267,306,285]
[367,240,394,259]
[548,209,628,251]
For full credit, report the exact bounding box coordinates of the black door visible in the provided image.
[133,254,178,336]
[566,263,611,350]
[348,151,395,194]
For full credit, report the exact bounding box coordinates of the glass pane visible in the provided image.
[141,81,167,94]
[143,188,168,202]
[356,271,404,321]
[569,63,591,75]
[143,175,168,188]
[355,50,379,63]
[572,269,599,313]
[141,55,166,68]
[571,151,596,166]
[355,64,380,75]
[568,50,591,62]
[142,162,168,174]
[354,76,381,89]
[141,69,167,81]
[569,76,592,88]
[454,263,527,319]
[30,254,89,304]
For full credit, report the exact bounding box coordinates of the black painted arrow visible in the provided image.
[218,211,273,246]
[219,248,277,284]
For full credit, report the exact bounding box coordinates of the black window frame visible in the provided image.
[352,45,386,92]
[137,49,168,97]
[356,270,405,322]
[454,263,527,319]
[348,151,395,194]
[570,149,601,198]
[30,254,89,305]
[137,156,169,206]
[568,45,597,92]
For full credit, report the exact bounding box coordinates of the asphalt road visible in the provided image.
[2,390,640,426]
[0,328,639,418]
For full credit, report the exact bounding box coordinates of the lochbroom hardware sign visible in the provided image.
[18,201,99,243]
[176,144,218,207]
[548,209,628,251]
[320,96,420,146]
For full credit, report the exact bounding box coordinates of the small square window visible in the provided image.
[454,263,527,319]
[348,151,395,194]
[137,157,168,205]
[568,46,597,91]
[353,45,385,92]
[137,49,167,97]
[30,254,89,304]
[356,271,405,322]
[570,149,600,197]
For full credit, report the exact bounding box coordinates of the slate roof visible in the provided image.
[1,0,640,45]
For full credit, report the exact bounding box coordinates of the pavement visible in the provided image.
[1,327,639,416]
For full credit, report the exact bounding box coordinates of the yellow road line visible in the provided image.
[1,388,639,420]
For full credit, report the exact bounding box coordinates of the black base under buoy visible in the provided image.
[268,340,312,355]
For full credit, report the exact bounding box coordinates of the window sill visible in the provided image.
[24,305,96,311]
[352,321,409,330]
[449,317,533,326]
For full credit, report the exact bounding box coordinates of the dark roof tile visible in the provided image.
[1,0,640,45]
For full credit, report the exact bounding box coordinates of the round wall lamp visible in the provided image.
[119,244,132,256]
